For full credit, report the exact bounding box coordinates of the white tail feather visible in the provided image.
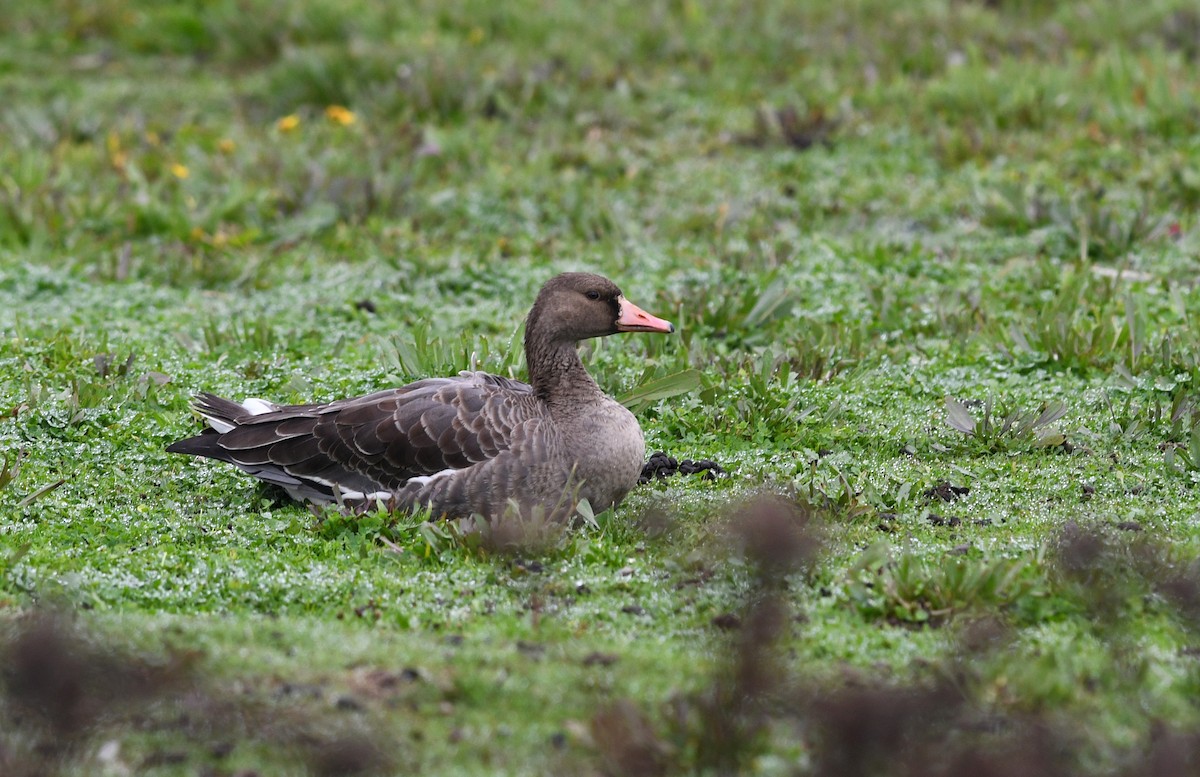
[240,398,276,415]
[408,468,458,486]
[201,397,275,433]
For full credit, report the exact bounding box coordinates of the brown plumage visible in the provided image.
[167,273,675,519]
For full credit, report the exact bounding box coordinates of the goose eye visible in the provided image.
[585,290,601,300]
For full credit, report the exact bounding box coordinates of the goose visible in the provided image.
[167,272,675,520]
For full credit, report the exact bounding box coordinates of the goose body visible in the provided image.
[167,273,675,519]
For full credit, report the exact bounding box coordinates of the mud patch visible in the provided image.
[923,481,970,502]
[639,452,727,484]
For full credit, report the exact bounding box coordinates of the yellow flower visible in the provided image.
[106,131,126,170]
[325,105,356,126]
[170,163,190,179]
[218,138,236,153]
[276,114,300,133]
[467,26,485,45]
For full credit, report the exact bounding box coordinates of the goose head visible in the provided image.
[525,272,674,347]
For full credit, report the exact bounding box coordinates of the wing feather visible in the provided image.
[172,372,541,502]
[268,436,324,467]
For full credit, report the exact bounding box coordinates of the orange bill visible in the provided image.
[615,296,675,333]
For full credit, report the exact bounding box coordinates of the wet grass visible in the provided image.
[4,0,1200,773]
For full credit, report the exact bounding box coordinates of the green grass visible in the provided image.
[4,0,1200,773]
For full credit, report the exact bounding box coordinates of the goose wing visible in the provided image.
[167,372,540,502]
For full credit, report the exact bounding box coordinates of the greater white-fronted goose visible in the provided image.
[167,273,675,519]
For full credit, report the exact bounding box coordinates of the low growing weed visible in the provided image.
[945,395,1069,452]
[847,544,1043,625]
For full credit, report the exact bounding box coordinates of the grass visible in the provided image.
[4,0,1200,773]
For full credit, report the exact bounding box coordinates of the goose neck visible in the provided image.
[526,337,601,406]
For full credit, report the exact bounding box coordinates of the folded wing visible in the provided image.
[166,372,540,503]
